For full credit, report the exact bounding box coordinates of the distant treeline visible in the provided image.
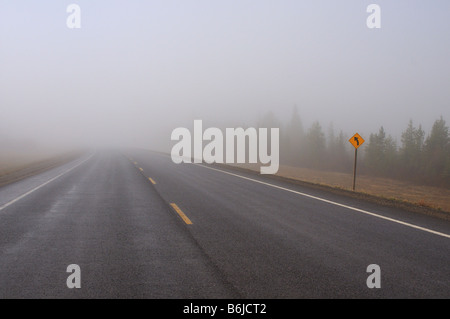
[255,107,450,187]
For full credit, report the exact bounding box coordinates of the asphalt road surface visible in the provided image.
[0,150,449,298]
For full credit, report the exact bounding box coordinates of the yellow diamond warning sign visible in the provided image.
[349,133,365,149]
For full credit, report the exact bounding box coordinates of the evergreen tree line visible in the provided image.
[256,107,450,187]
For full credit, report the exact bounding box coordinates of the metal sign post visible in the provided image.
[349,133,365,191]
[352,148,358,191]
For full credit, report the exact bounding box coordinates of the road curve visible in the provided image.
[0,149,448,298]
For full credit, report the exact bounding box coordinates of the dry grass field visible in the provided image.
[0,154,49,175]
[0,151,79,187]
[231,163,450,214]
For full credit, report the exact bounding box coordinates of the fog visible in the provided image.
[1,0,449,155]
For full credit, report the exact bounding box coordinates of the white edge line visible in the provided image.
[0,153,94,212]
[194,163,450,239]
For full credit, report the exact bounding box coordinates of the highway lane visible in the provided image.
[0,149,448,298]
[0,151,238,298]
[129,149,450,298]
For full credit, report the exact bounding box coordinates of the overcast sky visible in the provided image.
[1,0,449,151]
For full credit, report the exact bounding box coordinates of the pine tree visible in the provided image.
[304,121,326,168]
[399,119,425,178]
[424,116,449,185]
[326,124,350,171]
[365,126,398,176]
[285,105,304,165]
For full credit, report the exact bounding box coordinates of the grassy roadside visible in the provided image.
[222,163,450,221]
[141,149,450,220]
[0,152,82,187]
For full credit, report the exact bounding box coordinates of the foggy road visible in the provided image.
[0,150,449,298]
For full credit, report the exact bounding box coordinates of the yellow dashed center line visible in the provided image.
[170,203,193,225]
[129,158,190,225]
